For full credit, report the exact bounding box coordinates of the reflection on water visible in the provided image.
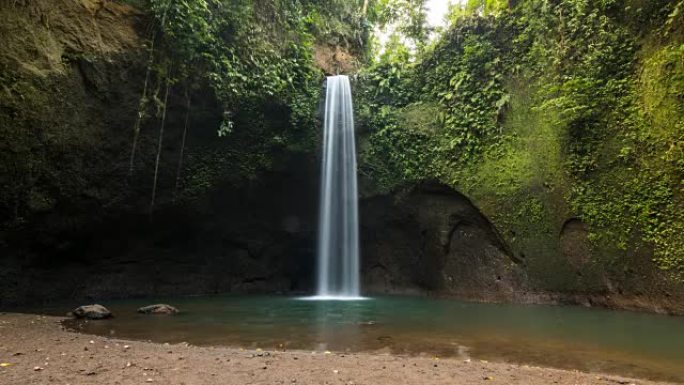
[61,295,684,382]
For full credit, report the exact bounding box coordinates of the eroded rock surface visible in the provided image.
[360,181,527,300]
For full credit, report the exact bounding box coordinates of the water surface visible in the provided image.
[64,295,684,382]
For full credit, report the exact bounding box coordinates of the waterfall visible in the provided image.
[315,75,361,299]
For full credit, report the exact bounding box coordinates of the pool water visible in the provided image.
[64,295,684,382]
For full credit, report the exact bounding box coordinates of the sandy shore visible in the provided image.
[0,312,675,385]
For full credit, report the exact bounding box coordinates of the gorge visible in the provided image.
[0,0,683,314]
[1,1,684,383]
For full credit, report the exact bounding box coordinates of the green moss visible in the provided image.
[359,0,684,288]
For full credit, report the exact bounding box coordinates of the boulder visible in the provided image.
[137,304,179,315]
[71,304,112,320]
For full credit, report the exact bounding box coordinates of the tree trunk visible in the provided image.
[361,0,369,16]
[150,77,171,214]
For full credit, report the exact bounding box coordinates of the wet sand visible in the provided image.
[0,313,675,385]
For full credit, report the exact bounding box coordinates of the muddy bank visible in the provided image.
[0,313,675,385]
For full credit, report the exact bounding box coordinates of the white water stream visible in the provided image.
[314,75,361,299]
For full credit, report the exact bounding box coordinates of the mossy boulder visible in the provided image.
[137,304,179,315]
[71,304,112,320]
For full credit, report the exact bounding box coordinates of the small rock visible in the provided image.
[71,305,113,320]
[484,376,493,380]
[137,304,179,315]
[33,366,43,371]
[333,370,339,374]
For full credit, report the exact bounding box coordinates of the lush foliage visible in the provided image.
[358,0,684,279]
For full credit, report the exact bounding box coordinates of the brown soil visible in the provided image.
[0,313,675,385]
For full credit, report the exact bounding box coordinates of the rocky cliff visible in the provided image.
[1,0,682,316]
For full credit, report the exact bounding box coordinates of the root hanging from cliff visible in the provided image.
[173,86,191,202]
[128,32,155,176]
[150,76,170,214]
[129,3,170,176]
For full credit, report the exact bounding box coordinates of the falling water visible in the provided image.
[315,75,361,299]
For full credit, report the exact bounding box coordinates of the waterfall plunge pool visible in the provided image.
[61,295,684,382]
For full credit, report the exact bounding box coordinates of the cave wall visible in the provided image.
[360,182,527,301]
[359,181,684,315]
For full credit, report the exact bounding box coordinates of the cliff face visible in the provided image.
[354,0,684,314]
[0,0,321,306]
[0,0,145,226]
[1,0,682,315]
[1,0,143,305]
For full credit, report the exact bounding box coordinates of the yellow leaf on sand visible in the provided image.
[0,363,12,367]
